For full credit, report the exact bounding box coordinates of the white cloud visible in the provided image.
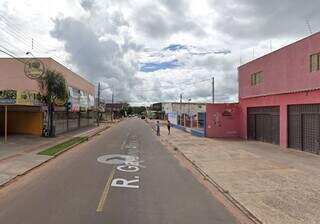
[0,0,318,106]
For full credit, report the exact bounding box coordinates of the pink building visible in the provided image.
[238,32,320,154]
[0,57,95,138]
[206,103,240,138]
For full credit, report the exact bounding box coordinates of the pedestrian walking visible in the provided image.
[167,120,171,135]
[156,120,160,136]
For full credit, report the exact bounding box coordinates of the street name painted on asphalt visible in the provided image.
[97,135,143,189]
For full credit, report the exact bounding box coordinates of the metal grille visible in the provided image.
[247,106,280,145]
[288,104,320,154]
[247,114,256,139]
[302,114,320,154]
[288,113,302,149]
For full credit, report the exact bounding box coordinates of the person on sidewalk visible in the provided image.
[167,120,171,135]
[156,121,160,136]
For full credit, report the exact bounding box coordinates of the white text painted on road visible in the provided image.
[98,135,143,190]
[111,177,139,189]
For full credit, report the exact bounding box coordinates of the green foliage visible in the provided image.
[38,137,88,156]
[127,106,133,115]
[132,106,147,115]
[39,70,69,104]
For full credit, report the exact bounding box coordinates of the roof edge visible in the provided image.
[238,31,320,69]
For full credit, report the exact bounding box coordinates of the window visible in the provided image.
[250,71,263,86]
[310,53,320,72]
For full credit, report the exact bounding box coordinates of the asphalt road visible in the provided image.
[0,118,238,224]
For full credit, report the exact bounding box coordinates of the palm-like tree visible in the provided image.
[39,70,69,136]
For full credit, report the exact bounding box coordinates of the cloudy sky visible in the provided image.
[0,0,319,105]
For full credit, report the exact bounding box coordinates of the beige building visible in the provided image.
[0,57,95,140]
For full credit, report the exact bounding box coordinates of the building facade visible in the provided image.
[238,32,320,154]
[0,57,95,138]
[150,102,206,129]
[206,103,240,138]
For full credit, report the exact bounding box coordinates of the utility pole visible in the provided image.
[111,88,114,122]
[180,93,182,125]
[212,77,215,104]
[97,82,100,126]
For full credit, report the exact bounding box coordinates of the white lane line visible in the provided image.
[121,133,130,150]
[96,168,116,212]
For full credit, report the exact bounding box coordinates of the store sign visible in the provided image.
[69,86,80,112]
[0,90,42,106]
[79,90,88,111]
[24,59,45,79]
[222,110,232,116]
[54,97,67,106]
[71,104,80,112]
[0,90,17,104]
[16,91,42,105]
[88,94,94,108]
[66,86,94,112]
[168,112,178,125]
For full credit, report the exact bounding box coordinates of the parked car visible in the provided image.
[141,115,145,119]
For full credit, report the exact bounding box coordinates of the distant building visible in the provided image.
[149,102,206,128]
[104,102,127,120]
[0,57,95,138]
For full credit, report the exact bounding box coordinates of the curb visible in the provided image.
[157,132,262,224]
[0,122,120,189]
[175,148,262,224]
[52,123,114,158]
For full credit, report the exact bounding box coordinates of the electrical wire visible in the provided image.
[0,46,26,64]
[0,15,69,67]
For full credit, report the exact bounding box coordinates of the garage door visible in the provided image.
[247,107,280,145]
[288,104,320,154]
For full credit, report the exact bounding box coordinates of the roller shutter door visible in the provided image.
[288,104,320,154]
[247,107,280,145]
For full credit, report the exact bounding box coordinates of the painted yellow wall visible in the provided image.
[0,111,43,135]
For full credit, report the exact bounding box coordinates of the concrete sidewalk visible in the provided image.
[0,122,116,187]
[153,122,320,224]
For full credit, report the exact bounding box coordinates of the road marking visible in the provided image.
[121,133,130,150]
[97,154,138,165]
[96,168,116,212]
[111,177,139,189]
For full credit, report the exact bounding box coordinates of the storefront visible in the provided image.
[0,57,96,143]
[0,90,43,143]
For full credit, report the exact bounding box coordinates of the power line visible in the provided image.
[0,14,69,66]
[0,46,26,64]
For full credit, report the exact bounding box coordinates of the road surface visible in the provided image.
[0,118,238,224]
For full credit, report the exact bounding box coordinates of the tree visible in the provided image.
[127,106,133,115]
[39,70,69,137]
[131,106,146,115]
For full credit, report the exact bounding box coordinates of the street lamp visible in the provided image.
[26,51,35,57]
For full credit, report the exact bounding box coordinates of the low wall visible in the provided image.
[206,103,240,138]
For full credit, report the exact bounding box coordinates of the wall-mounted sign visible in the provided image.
[0,90,17,104]
[54,97,67,106]
[222,109,232,116]
[71,104,80,112]
[168,112,178,125]
[88,94,94,108]
[16,90,42,105]
[24,59,45,79]
[0,90,42,106]
[79,90,88,111]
